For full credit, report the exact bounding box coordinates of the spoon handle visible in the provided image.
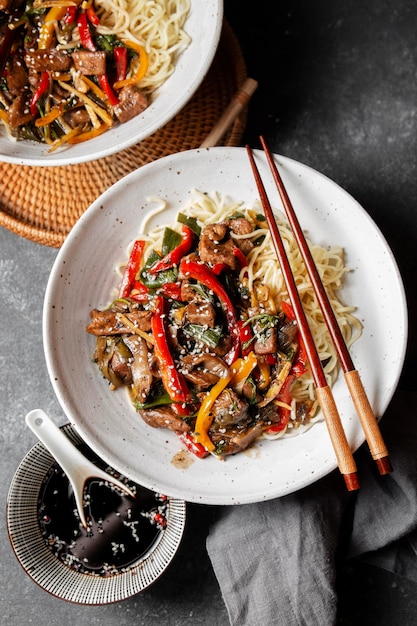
[26,409,94,481]
[25,409,136,521]
[26,408,92,526]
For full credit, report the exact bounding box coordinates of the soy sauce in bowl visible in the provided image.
[38,461,168,576]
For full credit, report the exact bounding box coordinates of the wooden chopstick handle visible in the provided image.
[200,78,258,148]
[344,369,392,474]
[315,385,360,491]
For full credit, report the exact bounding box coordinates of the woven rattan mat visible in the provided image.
[0,21,248,247]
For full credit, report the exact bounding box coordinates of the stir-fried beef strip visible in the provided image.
[71,50,106,75]
[123,335,153,400]
[211,389,249,426]
[209,422,265,457]
[137,407,191,432]
[181,354,229,389]
[86,306,152,335]
[198,222,238,269]
[184,300,217,327]
[113,85,148,124]
[25,49,72,72]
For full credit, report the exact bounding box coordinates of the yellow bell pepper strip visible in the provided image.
[35,104,64,126]
[151,295,193,405]
[194,354,255,452]
[113,39,148,89]
[255,355,271,391]
[194,372,232,452]
[38,5,69,49]
[118,239,146,298]
[179,258,241,365]
[229,351,257,387]
[149,225,194,274]
[29,71,50,115]
[67,121,109,143]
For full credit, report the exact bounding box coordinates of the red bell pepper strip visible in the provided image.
[98,73,119,106]
[130,280,149,302]
[63,6,77,24]
[114,46,128,82]
[211,262,228,275]
[179,258,241,365]
[281,300,308,377]
[267,373,295,433]
[149,225,194,274]
[161,281,182,300]
[151,295,192,404]
[77,12,119,105]
[238,320,253,357]
[77,12,96,51]
[86,4,100,26]
[29,71,50,116]
[177,432,209,458]
[118,239,145,298]
[233,246,248,269]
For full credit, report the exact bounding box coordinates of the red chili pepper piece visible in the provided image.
[118,239,145,298]
[77,12,96,51]
[177,432,209,458]
[281,300,308,377]
[238,320,253,357]
[211,262,228,275]
[114,46,128,82]
[29,71,50,115]
[149,225,194,274]
[86,5,100,26]
[179,258,241,365]
[161,281,182,300]
[151,295,192,404]
[233,246,248,268]
[98,73,119,106]
[63,5,77,24]
[267,373,295,432]
[77,11,119,105]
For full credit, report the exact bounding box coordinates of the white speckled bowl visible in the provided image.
[43,146,407,504]
[0,1,223,166]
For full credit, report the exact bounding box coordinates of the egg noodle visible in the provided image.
[58,0,191,94]
[127,188,363,439]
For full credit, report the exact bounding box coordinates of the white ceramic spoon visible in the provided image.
[25,408,135,528]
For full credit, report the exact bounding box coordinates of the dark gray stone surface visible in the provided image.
[2,1,417,624]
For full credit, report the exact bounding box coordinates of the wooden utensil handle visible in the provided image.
[315,385,359,490]
[344,369,390,463]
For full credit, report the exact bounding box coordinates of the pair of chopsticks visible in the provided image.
[247,137,392,491]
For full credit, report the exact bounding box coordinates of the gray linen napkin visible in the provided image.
[206,391,417,626]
